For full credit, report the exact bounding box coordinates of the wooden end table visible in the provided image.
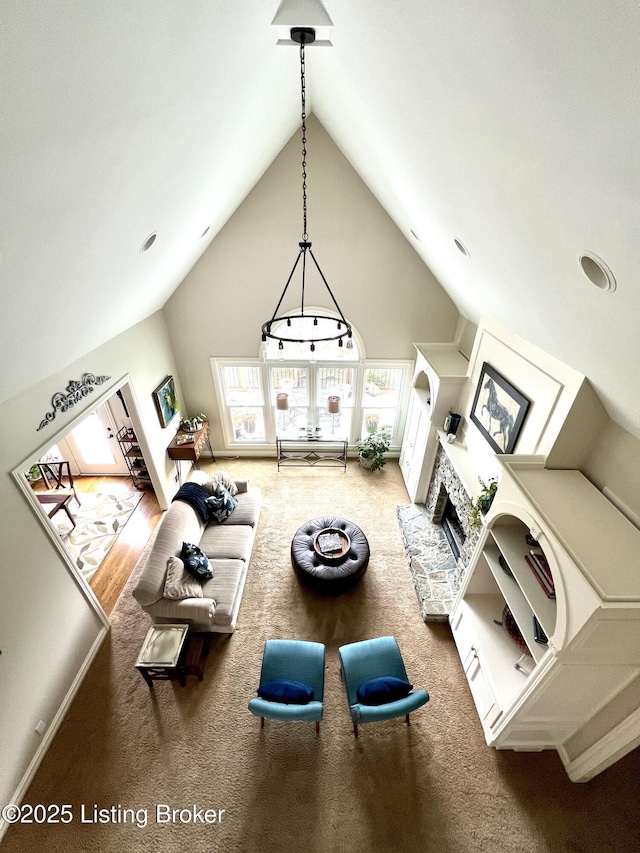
[135,624,210,687]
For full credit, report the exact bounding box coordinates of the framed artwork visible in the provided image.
[469,363,529,454]
[152,375,180,428]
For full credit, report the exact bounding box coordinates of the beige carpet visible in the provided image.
[5,459,639,853]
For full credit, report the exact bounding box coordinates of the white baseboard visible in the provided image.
[0,625,109,842]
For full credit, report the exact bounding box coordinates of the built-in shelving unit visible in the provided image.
[117,427,151,489]
[449,457,640,782]
[400,343,468,502]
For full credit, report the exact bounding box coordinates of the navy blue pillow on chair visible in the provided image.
[257,679,314,704]
[356,676,413,706]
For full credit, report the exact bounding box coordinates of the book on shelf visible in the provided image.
[176,434,195,445]
[525,555,556,599]
[529,549,553,583]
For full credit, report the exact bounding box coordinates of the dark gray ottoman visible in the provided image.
[291,516,370,593]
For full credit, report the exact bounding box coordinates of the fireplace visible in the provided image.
[431,480,469,563]
[441,498,466,560]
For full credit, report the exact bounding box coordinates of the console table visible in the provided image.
[276,437,348,472]
[167,420,215,484]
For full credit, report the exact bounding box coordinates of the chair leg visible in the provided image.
[353,722,358,737]
[316,721,320,734]
[260,716,265,729]
[406,713,411,726]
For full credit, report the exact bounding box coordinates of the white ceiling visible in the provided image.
[2,1,639,436]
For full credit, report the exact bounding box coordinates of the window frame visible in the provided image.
[211,357,413,451]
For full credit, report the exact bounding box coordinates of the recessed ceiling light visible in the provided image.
[200,226,211,238]
[454,237,470,257]
[410,229,421,242]
[140,232,157,253]
[579,252,616,292]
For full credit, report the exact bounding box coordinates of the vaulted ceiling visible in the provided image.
[2,1,639,436]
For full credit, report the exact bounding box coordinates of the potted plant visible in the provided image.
[364,412,380,433]
[357,431,390,471]
[468,477,498,529]
[180,412,207,432]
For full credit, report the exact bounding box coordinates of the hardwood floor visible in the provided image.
[87,478,162,615]
[32,474,162,616]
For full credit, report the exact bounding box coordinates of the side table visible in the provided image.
[167,420,216,485]
[135,624,210,687]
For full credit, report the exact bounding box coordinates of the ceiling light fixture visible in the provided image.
[261,26,352,355]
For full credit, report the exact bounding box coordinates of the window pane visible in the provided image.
[363,368,403,409]
[316,367,355,408]
[271,367,308,406]
[230,408,265,440]
[360,408,394,437]
[222,365,263,405]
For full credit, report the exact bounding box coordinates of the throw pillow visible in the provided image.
[356,676,413,706]
[203,468,239,497]
[257,679,314,704]
[206,485,238,524]
[180,542,214,581]
[163,555,203,600]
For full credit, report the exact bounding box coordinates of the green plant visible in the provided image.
[357,431,390,471]
[468,477,498,529]
[180,412,207,432]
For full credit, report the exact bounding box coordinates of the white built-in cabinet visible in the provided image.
[400,344,468,502]
[450,457,640,781]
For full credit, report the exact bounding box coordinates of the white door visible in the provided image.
[62,401,129,475]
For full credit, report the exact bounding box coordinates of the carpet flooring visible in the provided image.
[5,459,639,853]
[53,491,143,581]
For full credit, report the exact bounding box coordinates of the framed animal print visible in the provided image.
[469,363,530,454]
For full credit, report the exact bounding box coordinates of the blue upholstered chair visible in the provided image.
[338,636,430,736]
[248,639,325,733]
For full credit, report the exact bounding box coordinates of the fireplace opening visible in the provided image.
[432,483,468,561]
[441,498,466,561]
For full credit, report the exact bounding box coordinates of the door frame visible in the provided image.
[12,374,156,622]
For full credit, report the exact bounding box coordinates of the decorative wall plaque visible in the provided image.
[37,373,111,431]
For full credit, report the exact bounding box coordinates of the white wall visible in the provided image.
[0,311,181,810]
[454,318,608,482]
[164,115,460,451]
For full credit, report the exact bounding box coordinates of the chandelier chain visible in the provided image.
[300,40,308,241]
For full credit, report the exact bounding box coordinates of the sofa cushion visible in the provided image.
[222,489,260,527]
[132,501,205,606]
[181,542,214,581]
[200,558,247,627]
[163,555,203,600]
[356,676,413,706]
[206,486,238,524]
[200,524,254,563]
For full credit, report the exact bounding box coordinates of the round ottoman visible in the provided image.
[291,516,370,593]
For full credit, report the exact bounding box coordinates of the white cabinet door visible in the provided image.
[400,393,429,500]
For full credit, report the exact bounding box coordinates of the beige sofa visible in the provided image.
[132,477,261,633]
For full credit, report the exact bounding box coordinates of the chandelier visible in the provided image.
[261,26,352,355]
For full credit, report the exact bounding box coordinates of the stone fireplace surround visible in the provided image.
[398,443,480,621]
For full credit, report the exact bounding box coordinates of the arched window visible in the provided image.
[212,316,411,450]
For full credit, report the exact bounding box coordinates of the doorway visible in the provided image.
[62,399,130,476]
[16,378,162,615]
